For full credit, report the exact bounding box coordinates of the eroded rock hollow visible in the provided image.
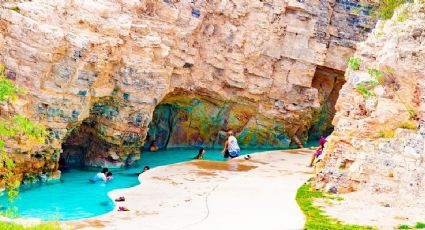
[0,0,371,187]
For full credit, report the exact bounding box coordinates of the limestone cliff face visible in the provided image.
[316,2,425,204]
[0,0,371,186]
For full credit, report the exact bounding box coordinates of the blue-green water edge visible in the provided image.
[0,144,317,220]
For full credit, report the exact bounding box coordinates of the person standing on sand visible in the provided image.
[221,131,240,159]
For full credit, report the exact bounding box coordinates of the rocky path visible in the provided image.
[69,149,313,230]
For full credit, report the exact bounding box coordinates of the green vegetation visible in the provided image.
[0,64,48,216]
[296,182,375,230]
[0,67,25,102]
[11,6,21,14]
[397,8,408,22]
[368,68,383,85]
[356,83,375,98]
[378,130,396,138]
[353,0,407,20]
[347,57,361,71]
[355,67,386,98]
[407,109,417,119]
[398,222,425,229]
[0,221,61,230]
[373,0,406,20]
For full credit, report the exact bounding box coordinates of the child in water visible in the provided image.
[194,148,206,159]
[106,172,113,181]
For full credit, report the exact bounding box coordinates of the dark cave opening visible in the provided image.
[308,66,346,140]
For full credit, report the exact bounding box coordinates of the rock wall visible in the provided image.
[316,2,425,204]
[0,0,372,184]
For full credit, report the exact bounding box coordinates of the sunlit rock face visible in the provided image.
[0,0,372,184]
[316,3,425,204]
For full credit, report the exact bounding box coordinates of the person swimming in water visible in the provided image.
[106,172,113,181]
[142,166,150,173]
[221,131,240,159]
[194,148,206,159]
[89,168,109,182]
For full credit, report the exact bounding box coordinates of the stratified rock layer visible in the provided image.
[316,2,425,205]
[0,0,371,185]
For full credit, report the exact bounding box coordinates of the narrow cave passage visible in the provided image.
[308,66,346,140]
[59,120,95,171]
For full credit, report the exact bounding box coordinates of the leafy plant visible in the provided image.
[0,66,25,102]
[368,68,384,84]
[347,57,361,70]
[356,83,375,98]
[0,64,48,216]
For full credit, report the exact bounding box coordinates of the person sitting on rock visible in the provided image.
[308,137,327,167]
[150,140,159,152]
[221,131,240,159]
[90,167,109,182]
[194,148,206,159]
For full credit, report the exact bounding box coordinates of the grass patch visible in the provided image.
[0,221,61,230]
[398,222,425,229]
[296,182,376,230]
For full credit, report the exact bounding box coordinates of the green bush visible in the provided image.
[356,83,375,98]
[347,57,361,70]
[0,63,48,214]
[353,0,406,20]
[368,68,383,84]
[374,0,406,20]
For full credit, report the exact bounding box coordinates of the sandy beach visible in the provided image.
[69,149,314,230]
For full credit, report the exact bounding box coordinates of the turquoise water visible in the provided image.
[0,140,321,221]
[0,149,272,221]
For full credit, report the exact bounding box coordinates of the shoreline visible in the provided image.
[67,149,314,229]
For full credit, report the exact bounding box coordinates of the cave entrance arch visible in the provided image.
[143,89,241,150]
[308,66,346,141]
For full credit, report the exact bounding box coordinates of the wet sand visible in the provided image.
[68,149,313,230]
